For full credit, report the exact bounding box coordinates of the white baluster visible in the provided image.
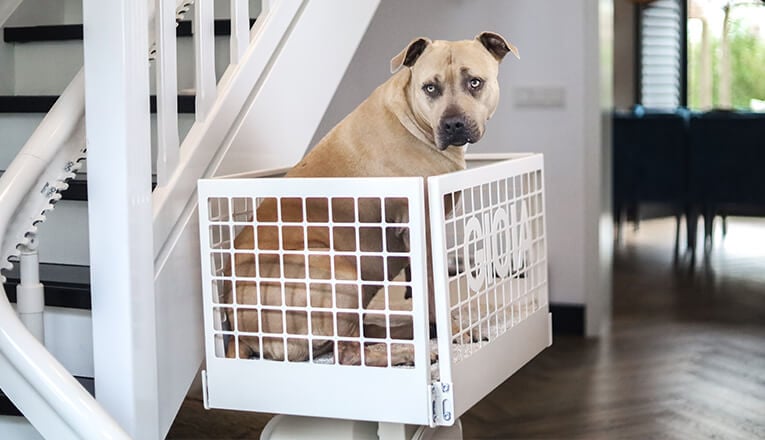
[17,238,44,343]
[156,0,180,187]
[230,0,250,64]
[194,0,216,121]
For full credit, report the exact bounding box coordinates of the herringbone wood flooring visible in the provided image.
[168,217,765,439]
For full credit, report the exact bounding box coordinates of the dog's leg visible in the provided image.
[339,342,417,366]
[226,335,261,359]
[403,265,413,299]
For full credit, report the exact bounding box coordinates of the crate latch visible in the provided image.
[431,381,454,426]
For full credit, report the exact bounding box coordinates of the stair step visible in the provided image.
[3,263,95,380]
[3,19,257,43]
[4,263,90,310]
[2,263,94,416]
[0,95,197,114]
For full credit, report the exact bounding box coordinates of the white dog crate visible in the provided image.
[197,154,552,427]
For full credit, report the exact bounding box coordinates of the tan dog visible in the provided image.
[226,32,518,365]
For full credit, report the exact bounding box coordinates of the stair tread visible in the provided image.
[3,19,257,43]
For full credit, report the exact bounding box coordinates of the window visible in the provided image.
[687,0,765,110]
[638,0,687,109]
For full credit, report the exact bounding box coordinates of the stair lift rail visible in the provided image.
[0,70,130,439]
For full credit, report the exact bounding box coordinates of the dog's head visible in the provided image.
[391,32,518,151]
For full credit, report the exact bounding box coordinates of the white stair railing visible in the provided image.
[1,0,379,437]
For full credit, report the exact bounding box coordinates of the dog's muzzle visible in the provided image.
[437,115,479,150]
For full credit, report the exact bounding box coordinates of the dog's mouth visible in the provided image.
[437,136,471,151]
[436,114,481,151]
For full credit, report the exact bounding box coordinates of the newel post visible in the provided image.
[83,0,160,438]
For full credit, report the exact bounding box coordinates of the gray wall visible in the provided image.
[312,0,613,334]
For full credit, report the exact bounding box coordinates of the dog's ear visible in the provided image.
[476,31,519,61]
[390,37,431,73]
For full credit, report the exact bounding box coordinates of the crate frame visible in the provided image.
[198,154,551,427]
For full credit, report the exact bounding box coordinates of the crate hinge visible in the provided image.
[430,381,454,426]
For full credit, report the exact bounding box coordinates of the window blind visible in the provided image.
[639,0,684,109]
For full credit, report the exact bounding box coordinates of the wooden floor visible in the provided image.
[168,217,765,439]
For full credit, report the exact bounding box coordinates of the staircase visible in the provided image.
[0,0,380,438]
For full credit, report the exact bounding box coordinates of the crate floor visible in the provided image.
[168,217,765,439]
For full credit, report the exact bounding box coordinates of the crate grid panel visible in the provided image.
[199,178,431,374]
[428,155,549,379]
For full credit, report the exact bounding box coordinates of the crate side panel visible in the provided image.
[451,309,551,418]
[197,176,433,424]
[428,154,550,418]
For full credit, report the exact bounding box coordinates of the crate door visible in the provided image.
[198,176,435,425]
[428,154,552,421]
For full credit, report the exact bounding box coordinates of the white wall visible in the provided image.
[311,0,613,334]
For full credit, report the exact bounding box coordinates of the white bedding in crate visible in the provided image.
[310,282,539,382]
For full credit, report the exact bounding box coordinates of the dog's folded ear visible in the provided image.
[390,37,432,74]
[476,31,519,61]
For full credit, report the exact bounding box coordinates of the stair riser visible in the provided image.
[10,303,93,377]
[32,201,89,266]
[11,36,235,95]
[0,113,195,171]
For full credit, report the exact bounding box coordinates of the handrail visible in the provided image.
[0,70,130,438]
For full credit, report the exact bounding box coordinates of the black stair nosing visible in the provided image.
[60,179,158,202]
[5,278,91,310]
[0,177,157,202]
[4,18,257,43]
[62,179,88,202]
[0,95,196,114]
[0,376,95,417]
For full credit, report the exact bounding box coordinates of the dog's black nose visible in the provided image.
[441,116,466,137]
[439,115,470,148]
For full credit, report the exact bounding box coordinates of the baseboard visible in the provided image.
[549,303,585,336]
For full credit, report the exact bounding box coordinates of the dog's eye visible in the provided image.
[469,78,483,89]
[422,83,441,97]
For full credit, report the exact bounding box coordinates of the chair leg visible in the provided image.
[614,205,624,245]
[722,215,728,238]
[673,213,681,261]
[704,207,714,252]
[686,207,697,254]
[686,206,700,269]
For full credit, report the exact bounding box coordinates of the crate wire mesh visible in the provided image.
[429,154,551,420]
[198,154,551,426]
